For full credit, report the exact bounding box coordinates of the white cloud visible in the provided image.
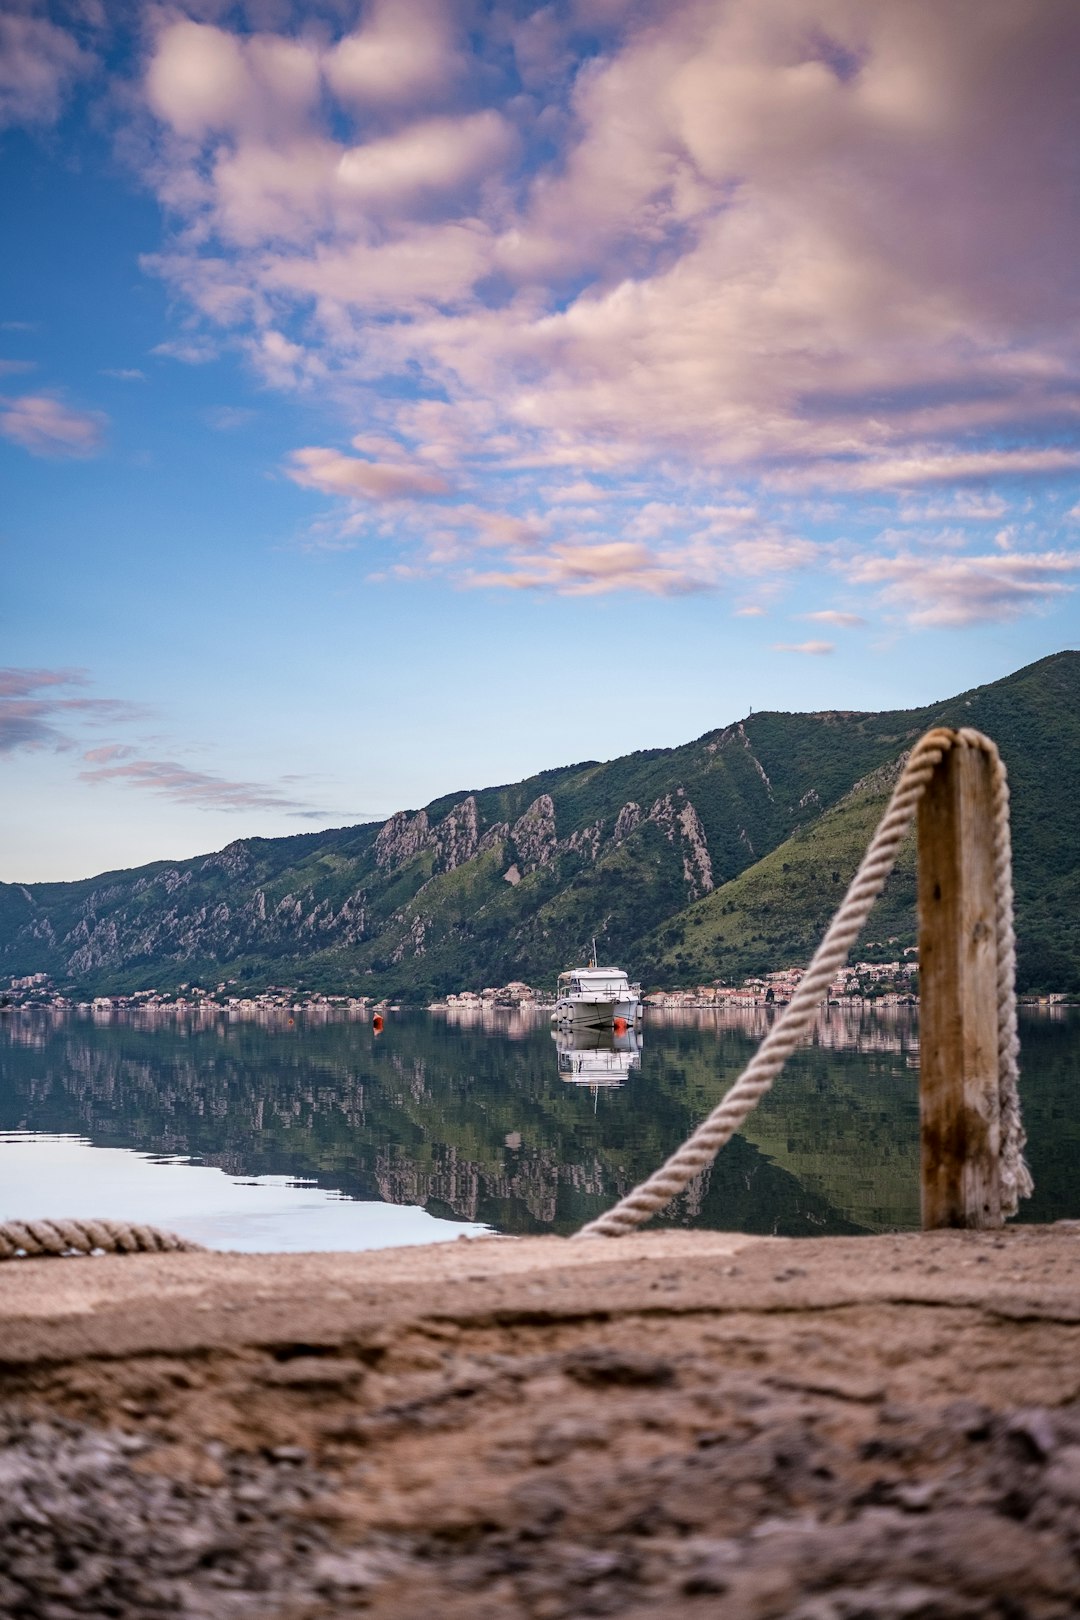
[336,112,513,209]
[129,0,1080,599]
[848,548,1079,626]
[809,448,1080,491]
[0,393,105,458]
[772,640,835,655]
[325,0,463,109]
[0,14,89,130]
[286,446,452,501]
[802,610,865,627]
[145,22,319,142]
[467,540,714,596]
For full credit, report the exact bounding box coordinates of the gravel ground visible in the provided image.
[3,1229,1080,1617]
[3,1321,1080,1617]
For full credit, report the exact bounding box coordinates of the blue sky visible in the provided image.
[3,0,1080,881]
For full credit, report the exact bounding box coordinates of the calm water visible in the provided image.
[0,1003,1076,1250]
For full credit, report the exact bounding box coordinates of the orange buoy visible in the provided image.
[373,1013,384,1033]
[613,1016,628,1035]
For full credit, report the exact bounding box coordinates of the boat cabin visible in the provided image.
[557,968,633,997]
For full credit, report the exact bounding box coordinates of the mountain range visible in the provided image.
[2,650,1078,998]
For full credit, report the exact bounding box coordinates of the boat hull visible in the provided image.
[552,996,641,1027]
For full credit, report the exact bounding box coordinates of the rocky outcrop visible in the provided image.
[648,791,714,901]
[66,919,123,974]
[334,889,368,945]
[434,796,481,872]
[479,821,509,853]
[562,819,604,861]
[613,802,642,842]
[375,810,431,872]
[200,840,253,878]
[705,721,773,800]
[391,913,427,963]
[511,795,557,873]
[737,722,773,798]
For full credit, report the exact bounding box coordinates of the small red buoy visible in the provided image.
[373,1013,384,1033]
[613,1016,628,1035]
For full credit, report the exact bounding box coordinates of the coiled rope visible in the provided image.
[0,1219,204,1261]
[577,726,1033,1239]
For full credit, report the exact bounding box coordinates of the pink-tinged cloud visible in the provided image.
[899,492,1010,522]
[446,505,545,549]
[0,669,142,755]
[325,0,462,108]
[0,668,87,699]
[145,22,320,141]
[336,112,513,208]
[468,540,712,597]
[78,757,319,814]
[849,549,1079,626]
[286,447,451,502]
[772,641,836,656]
[803,610,866,627]
[0,14,88,130]
[81,744,136,766]
[817,449,1080,491]
[0,394,106,458]
[135,0,1080,601]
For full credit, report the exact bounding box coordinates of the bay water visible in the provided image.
[1,1003,1076,1251]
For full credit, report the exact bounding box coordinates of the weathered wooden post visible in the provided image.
[917,735,1002,1228]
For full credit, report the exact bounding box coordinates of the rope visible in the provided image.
[577,726,1033,1239]
[0,1219,205,1260]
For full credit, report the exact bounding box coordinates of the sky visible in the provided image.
[3,0,1080,882]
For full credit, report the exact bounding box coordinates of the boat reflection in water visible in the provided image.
[552,1022,643,1091]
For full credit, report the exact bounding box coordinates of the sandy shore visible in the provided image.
[3,1224,1080,1616]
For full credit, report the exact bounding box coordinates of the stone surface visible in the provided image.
[2,1227,1080,1617]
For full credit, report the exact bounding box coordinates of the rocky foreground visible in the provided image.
[2,1226,1080,1618]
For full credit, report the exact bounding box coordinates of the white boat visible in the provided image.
[551,963,642,1027]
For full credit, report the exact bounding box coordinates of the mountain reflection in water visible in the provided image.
[0,1003,1076,1247]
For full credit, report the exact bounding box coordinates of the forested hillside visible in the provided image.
[2,652,1077,997]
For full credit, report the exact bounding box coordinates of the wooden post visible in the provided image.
[918,736,1002,1228]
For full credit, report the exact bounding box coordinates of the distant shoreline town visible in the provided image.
[3,958,1075,1015]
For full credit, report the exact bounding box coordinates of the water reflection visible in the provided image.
[553,1024,643,1088]
[0,1003,1075,1246]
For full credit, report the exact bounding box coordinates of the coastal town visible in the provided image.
[4,953,1070,1017]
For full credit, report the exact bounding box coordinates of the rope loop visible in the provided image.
[0,1218,205,1261]
[576,727,1032,1239]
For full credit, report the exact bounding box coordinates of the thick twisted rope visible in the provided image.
[0,1218,204,1260]
[578,727,1032,1239]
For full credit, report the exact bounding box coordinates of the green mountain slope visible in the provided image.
[640,650,1080,991]
[2,651,1078,997]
